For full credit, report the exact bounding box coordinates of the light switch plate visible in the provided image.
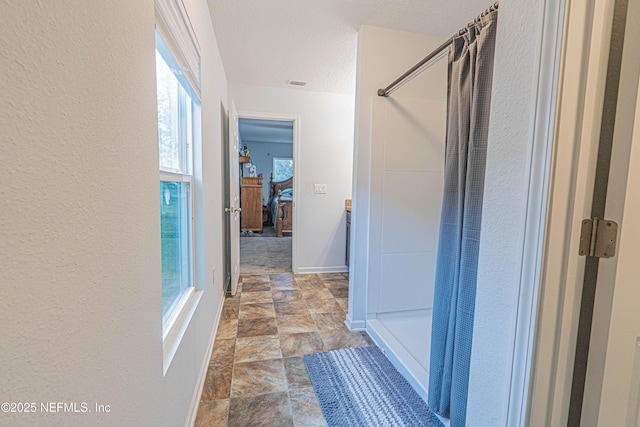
[314,184,327,194]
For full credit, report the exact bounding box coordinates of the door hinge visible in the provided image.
[578,218,618,258]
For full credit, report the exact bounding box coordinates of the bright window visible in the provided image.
[273,157,293,182]
[156,34,198,332]
[160,179,191,318]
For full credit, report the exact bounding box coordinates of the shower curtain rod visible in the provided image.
[377,1,499,97]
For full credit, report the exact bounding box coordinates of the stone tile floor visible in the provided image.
[195,273,373,427]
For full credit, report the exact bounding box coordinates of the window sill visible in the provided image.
[162,288,203,375]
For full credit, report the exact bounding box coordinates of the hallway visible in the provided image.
[195,273,371,426]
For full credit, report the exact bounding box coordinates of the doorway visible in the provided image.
[236,116,297,274]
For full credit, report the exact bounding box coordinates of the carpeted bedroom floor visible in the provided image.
[240,228,292,274]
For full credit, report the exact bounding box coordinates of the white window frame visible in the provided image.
[154,0,202,373]
[159,171,195,336]
[155,0,200,95]
[157,84,193,176]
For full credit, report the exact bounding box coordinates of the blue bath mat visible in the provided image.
[304,345,443,427]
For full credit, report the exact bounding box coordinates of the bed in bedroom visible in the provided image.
[269,173,293,237]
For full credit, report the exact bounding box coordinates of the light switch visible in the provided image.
[314,184,327,194]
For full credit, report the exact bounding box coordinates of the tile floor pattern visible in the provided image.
[195,273,373,427]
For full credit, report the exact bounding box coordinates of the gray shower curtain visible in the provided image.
[428,9,498,426]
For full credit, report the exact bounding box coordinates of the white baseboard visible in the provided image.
[345,314,366,330]
[367,318,429,402]
[295,265,348,274]
[184,294,225,427]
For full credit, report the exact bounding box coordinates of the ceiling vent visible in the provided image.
[287,80,308,87]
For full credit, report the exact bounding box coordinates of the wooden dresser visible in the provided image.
[241,176,263,232]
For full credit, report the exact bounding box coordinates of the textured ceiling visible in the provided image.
[207,0,493,94]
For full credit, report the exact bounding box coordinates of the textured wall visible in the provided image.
[0,2,161,425]
[0,0,228,425]
[466,0,546,424]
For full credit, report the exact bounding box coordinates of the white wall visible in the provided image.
[230,83,355,272]
[466,0,548,425]
[367,94,446,316]
[349,24,446,328]
[0,1,228,425]
[350,24,447,400]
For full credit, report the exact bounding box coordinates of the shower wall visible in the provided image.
[351,25,447,399]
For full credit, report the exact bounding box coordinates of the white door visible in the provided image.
[227,101,241,295]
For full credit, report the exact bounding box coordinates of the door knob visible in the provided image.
[225,207,232,213]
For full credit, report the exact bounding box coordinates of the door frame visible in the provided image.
[236,111,300,273]
[529,0,640,424]
[222,101,231,292]
[527,0,611,423]
[493,0,568,424]
[228,101,241,295]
